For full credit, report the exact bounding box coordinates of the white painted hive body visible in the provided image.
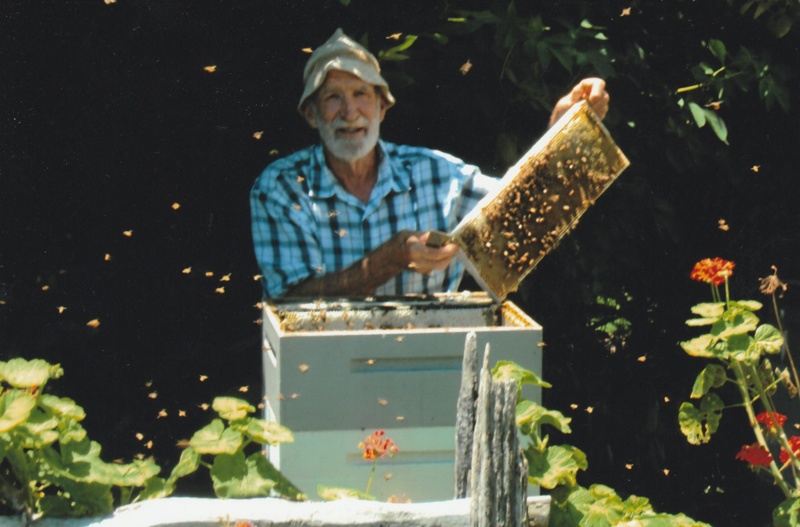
[261,292,542,502]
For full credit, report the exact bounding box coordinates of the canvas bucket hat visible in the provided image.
[298,28,396,113]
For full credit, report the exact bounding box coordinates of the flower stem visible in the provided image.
[732,361,792,497]
[365,460,377,496]
[771,293,800,398]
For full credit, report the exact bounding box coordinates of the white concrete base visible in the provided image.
[0,496,551,526]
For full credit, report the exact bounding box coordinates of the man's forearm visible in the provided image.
[286,237,409,297]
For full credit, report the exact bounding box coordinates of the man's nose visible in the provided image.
[339,95,359,121]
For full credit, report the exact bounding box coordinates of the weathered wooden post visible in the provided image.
[456,332,550,527]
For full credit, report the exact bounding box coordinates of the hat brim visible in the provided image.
[298,57,396,113]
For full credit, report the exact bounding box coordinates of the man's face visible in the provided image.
[304,70,387,162]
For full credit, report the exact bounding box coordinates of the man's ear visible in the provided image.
[378,96,388,123]
[302,103,318,129]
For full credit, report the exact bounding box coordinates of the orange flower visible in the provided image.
[690,258,735,286]
[359,430,398,461]
[780,436,800,464]
[736,442,773,468]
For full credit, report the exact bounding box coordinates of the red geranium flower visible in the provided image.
[359,430,399,461]
[780,436,800,464]
[756,411,787,429]
[736,442,773,468]
[690,258,735,286]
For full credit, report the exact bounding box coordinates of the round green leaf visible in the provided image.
[680,334,716,358]
[189,419,243,455]
[690,302,725,318]
[212,397,255,421]
[516,399,571,434]
[0,358,63,389]
[525,444,587,489]
[246,419,293,445]
[690,364,727,399]
[773,496,800,527]
[210,451,276,498]
[0,391,37,433]
[38,394,86,421]
[492,360,552,389]
[755,324,784,355]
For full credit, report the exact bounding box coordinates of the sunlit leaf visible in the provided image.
[492,360,552,388]
[0,391,37,433]
[525,444,587,488]
[691,364,727,399]
[679,393,723,445]
[245,419,293,445]
[690,302,724,319]
[0,358,63,388]
[189,419,243,455]
[516,399,571,434]
[754,324,784,355]
[212,396,255,421]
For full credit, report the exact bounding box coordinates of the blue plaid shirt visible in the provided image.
[250,140,498,298]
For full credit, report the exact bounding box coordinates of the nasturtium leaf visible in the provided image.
[189,419,243,455]
[210,451,277,498]
[36,494,73,517]
[318,485,372,501]
[725,334,757,362]
[0,391,37,433]
[492,360,552,389]
[716,308,759,339]
[755,324,784,355]
[516,399,571,434]
[690,302,725,319]
[38,394,86,421]
[679,393,723,445]
[731,300,763,312]
[212,397,255,421]
[773,496,800,527]
[680,334,716,358]
[246,418,293,445]
[686,317,719,327]
[525,444,587,489]
[691,364,727,399]
[137,476,173,501]
[0,358,63,389]
[169,447,200,482]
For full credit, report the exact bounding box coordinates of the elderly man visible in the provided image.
[251,28,609,299]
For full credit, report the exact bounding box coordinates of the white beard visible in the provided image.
[314,104,381,162]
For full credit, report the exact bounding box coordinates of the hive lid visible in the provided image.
[450,101,630,301]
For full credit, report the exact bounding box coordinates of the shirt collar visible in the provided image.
[308,140,412,202]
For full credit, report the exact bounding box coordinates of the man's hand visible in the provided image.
[285,229,459,297]
[402,231,459,275]
[549,78,609,127]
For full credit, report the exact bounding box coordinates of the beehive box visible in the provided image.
[261,293,542,502]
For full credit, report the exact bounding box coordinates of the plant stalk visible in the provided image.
[732,361,792,497]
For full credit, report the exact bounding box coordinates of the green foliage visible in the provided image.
[0,358,302,518]
[774,497,800,527]
[494,361,709,526]
[736,0,800,37]
[158,396,302,501]
[0,358,158,518]
[678,394,724,445]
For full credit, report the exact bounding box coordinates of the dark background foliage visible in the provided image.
[3,0,800,524]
